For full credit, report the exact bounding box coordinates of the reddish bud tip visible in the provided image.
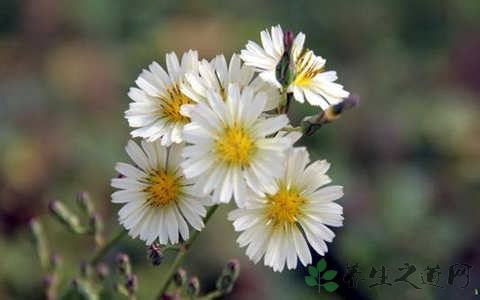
[284,31,295,50]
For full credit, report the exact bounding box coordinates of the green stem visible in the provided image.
[199,290,223,300]
[156,205,219,299]
[281,126,302,132]
[89,229,127,265]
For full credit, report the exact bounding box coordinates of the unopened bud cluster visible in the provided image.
[114,252,138,298]
[47,192,104,246]
[216,259,241,294]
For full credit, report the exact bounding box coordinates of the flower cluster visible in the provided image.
[113,25,352,272]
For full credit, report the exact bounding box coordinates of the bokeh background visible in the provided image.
[1,0,479,299]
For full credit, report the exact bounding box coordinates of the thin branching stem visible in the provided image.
[89,229,128,265]
[156,205,219,299]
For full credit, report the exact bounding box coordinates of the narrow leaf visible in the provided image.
[322,270,338,280]
[304,276,317,287]
[308,266,318,277]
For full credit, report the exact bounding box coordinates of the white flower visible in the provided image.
[181,84,299,207]
[111,140,207,245]
[125,50,199,145]
[180,54,280,115]
[240,25,350,110]
[228,147,343,272]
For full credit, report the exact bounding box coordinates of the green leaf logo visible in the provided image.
[317,258,327,272]
[324,282,339,292]
[308,266,318,277]
[304,258,339,293]
[322,270,338,280]
[304,276,317,286]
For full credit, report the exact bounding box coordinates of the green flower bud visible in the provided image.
[186,276,200,297]
[76,191,94,216]
[126,274,137,295]
[96,263,109,280]
[116,252,131,276]
[173,268,187,287]
[48,200,87,234]
[275,30,296,89]
[28,218,49,270]
[216,259,240,294]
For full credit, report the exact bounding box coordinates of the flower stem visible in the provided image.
[199,290,223,300]
[156,205,219,299]
[89,229,127,265]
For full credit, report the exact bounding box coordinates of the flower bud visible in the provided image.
[49,252,61,270]
[186,276,200,297]
[284,30,295,51]
[80,260,91,277]
[325,93,360,121]
[276,51,296,89]
[226,259,240,280]
[173,268,187,287]
[96,263,109,280]
[116,252,131,276]
[71,278,79,289]
[90,213,104,246]
[300,93,360,136]
[216,259,240,294]
[76,191,94,216]
[44,274,56,289]
[275,29,296,89]
[147,242,164,266]
[48,200,86,234]
[126,274,137,295]
[29,218,49,270]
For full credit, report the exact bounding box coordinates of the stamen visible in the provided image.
[144,170,180,207]
[266,184,305,229]
[216,125,255,166]
[159,84,193,123]
[293,50,324,86]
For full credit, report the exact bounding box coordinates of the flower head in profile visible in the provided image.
[181,84,299,207]
[181,54,280,115]
[125,50,199,145]
[111,140,207,245]
[241,25,349,110]
[228,147,343,272]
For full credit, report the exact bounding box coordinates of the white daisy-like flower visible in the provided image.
[240,25,350,110]
[181,84,299,207]
[125,50,199,145]
[228,147,344,272]
[180,54,280,115]
[111,140,207,245]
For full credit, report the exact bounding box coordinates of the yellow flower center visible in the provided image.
[293,50,324,87]
[144,170,180,207]
[160,84,193,123]
[216,125,255,166]
[266,184,305,228]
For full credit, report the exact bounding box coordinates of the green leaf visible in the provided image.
[317,258,327,272]
[322,270,338,280]
[308,266,318,277]
[304,276,317,287]
[324,281,339,292]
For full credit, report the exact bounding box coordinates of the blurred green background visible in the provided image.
[1,0,479,299]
